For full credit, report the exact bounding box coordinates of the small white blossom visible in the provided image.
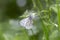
[54,24,58,27]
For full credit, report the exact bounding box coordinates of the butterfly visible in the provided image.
[19,15,34,29]
[19,10,38,29]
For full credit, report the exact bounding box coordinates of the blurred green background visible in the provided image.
[0,0,60,40]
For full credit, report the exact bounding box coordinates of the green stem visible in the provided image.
[56,0,60,40]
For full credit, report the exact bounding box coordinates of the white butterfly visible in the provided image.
[19,11,38,29]
[20,16,34,29]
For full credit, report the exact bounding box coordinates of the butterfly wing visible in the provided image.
[20,17,33,29]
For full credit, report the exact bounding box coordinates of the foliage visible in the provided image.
[0,0,60,40]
